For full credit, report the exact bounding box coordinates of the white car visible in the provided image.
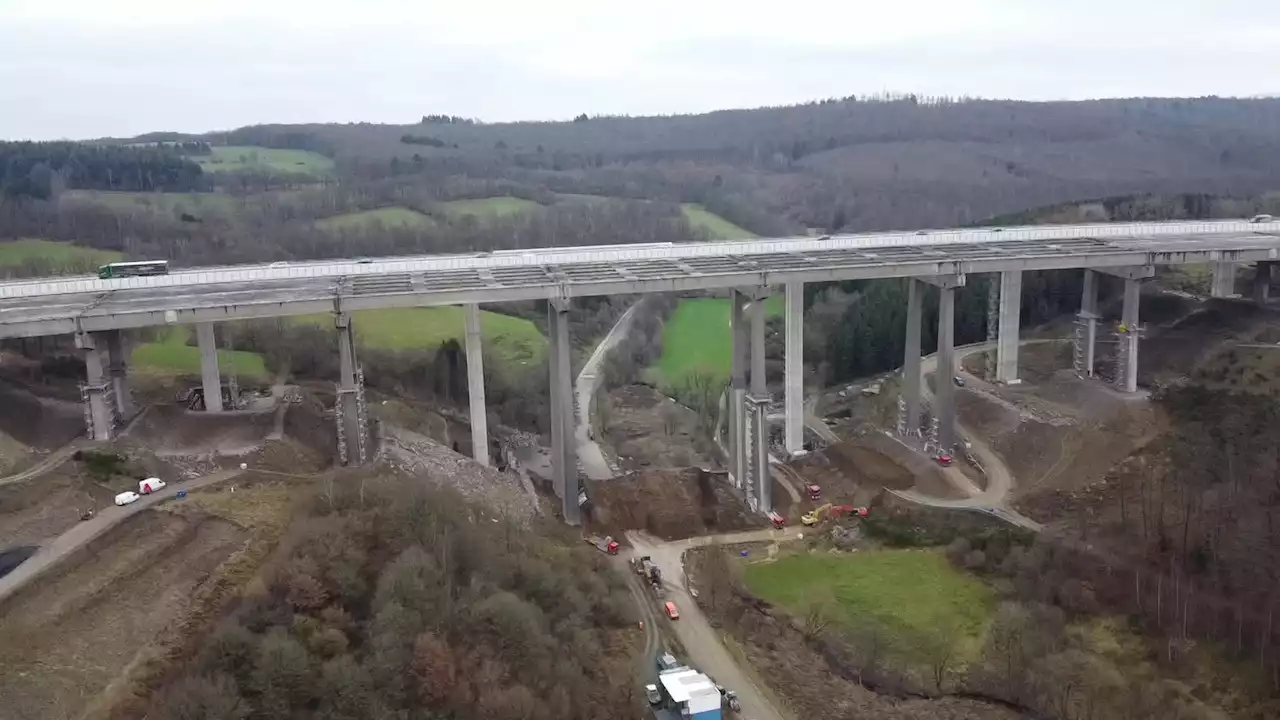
[139,477,166,494]
[114,491,140,506]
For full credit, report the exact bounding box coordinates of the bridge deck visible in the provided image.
[0,221,1277,339]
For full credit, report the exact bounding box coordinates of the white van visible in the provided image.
[114,491,140,506]
[139,477,166,494]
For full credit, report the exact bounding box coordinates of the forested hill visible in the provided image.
[188,96,1280,232]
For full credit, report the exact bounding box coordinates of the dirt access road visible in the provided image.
[576,300,643,480]
[628,527,805,720]
[0,468,244,603]
[0,439,86,488]
[893,340,1049,530]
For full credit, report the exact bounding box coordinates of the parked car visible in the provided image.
[1250,214,1274,223]
[953,375,965,387]
[664,601,680,620]
[645,684,662,705]
[114,491,140,506]
[139,477,166,494]
[936,454,954,467]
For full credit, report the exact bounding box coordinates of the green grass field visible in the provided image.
[0,239,122,277]
[292,307,546,368]
[681,203,756,240]
[651,295,783,388]
[131,327,268,380]
[743,549,995,668]
[192,146,334,175]
[316,206,436,231]
[439,197,543,220]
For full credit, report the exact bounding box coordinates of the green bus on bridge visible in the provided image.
[97,260,169,279]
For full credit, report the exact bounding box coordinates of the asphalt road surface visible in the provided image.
[628,527,805,720]
[0,468,244,603]
[575,300,642,480]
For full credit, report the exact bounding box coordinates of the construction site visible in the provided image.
[2,264,1279,720]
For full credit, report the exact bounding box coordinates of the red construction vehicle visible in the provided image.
[586,535,619,555]
[768,511,786,529]
[805,483,822,501]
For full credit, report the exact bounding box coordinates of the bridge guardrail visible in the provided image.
[1,220,1273,299]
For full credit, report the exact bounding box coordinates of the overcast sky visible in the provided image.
[2,0,1278,140]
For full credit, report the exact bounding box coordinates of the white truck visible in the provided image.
[138,477,166,494]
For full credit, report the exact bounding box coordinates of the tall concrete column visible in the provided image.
[547,300,580,525]
[1079,270,1099,378]
[936,286,957,452]
[104,330,134,421]
[750,291,771,512]
[1119,278,1141,393]
[902,279,923,436]
[335,313,366,464]
[463,304,490,466]
[995,271,1023,384]
[729,290,749,488]
[1210,262,1236,298]
[783,282,804,455]
[77,333,114,441]
[195,322,222,412]
[1254,262,1273,304]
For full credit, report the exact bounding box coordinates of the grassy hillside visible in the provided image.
[131,326,268,380]
[292,307,546,368]
[651,295,782,388]
[0,239,122,277]
[439,196,542,220]
[316,206,435,231]
[681,203,757,240]
[192,145,334,174]
[744,549,994,668]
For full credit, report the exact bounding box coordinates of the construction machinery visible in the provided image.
[802,503,868,526]
[767,511,786,529]
[585,535,619,555]
[632,555,663,592]
[801,503,833,526]
[805,482,822,500]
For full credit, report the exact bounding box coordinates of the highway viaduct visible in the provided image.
[1,220,1278,524]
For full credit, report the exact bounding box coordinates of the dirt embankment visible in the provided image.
[804,434,958,502]
[0,381,85,451]
[0,508,247,720]
[603,384,713,472]
[584,467,763,540]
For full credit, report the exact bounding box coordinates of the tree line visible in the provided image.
[147,479,641,720]
[0,141,209,199]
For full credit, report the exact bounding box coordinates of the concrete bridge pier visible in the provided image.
[195,322,222,413]
[995,271,1023,385]
[783,282,805,455]
[1077,270,1099,378]
[463,304,489,466]
[748,289,771,513]
[901,279,923,436]
[935,285,958,452]
[76,332,115,441]
[547,299,580,525]
[1254,261,1273,303]
[104,330,134,421]
[335,313,369,465]
[1119,277,1142,393]
[728,290,749,490]
[1211,261,1237,298]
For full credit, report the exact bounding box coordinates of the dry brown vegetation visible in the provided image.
[583,467,764,540]
[144,476,642,720]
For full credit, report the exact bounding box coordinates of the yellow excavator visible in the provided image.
[801,503,833,526]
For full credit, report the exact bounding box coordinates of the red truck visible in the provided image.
[585,535,619,555]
